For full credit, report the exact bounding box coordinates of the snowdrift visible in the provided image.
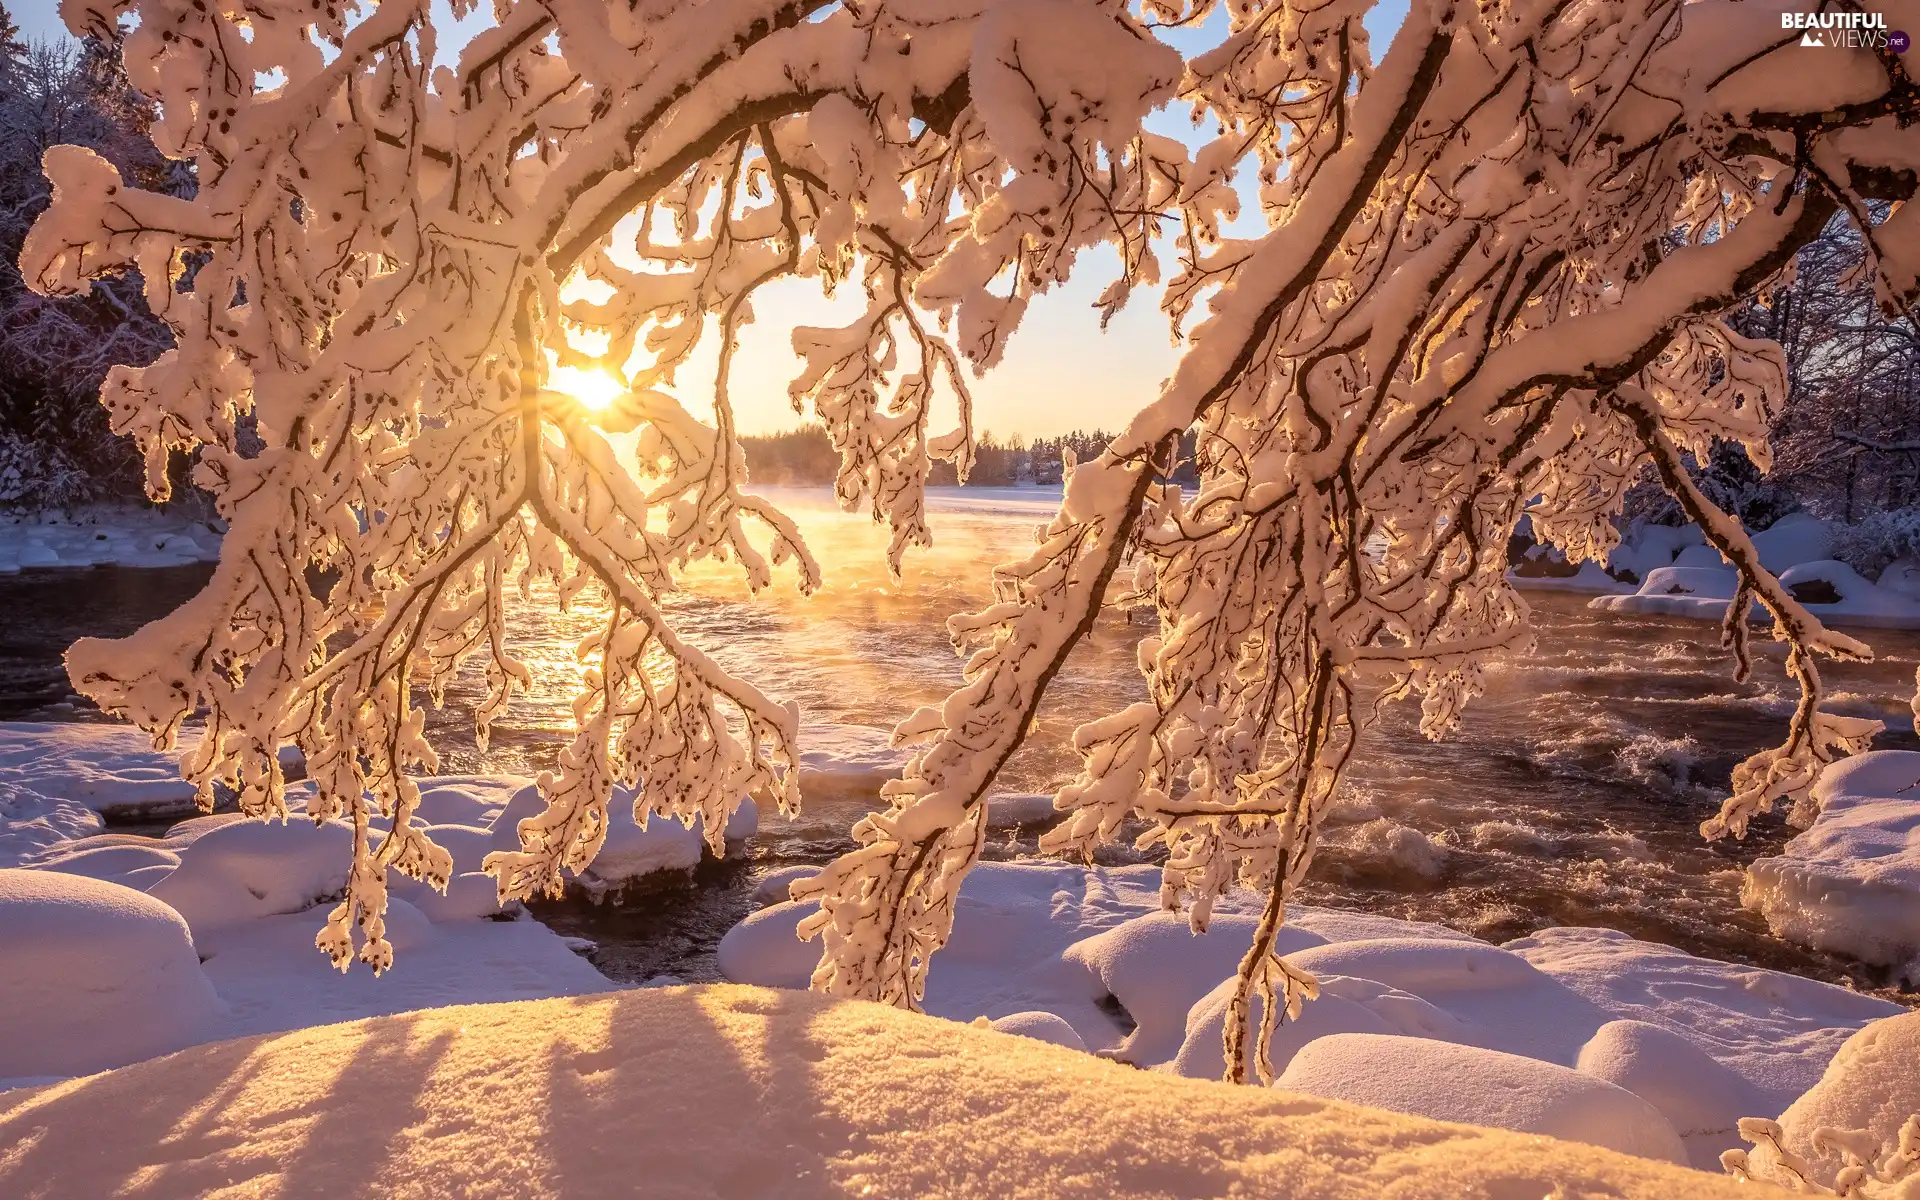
[1744,751,1920,979]
[720,861,1901,1168]
[0,985,1773,1200]
[0,506,221,574]
[1513,513,1920,629]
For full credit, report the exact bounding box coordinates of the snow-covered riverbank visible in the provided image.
[0,985,1787,1200]
[1513,513,1920,630]
[0,506,221,574]
[3,720,1916,1180]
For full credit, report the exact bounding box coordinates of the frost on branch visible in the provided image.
[1725,1116,1920,1198]
[798,0,1920,1084]
[28,0,1920,1076]
[25,0,1171,970]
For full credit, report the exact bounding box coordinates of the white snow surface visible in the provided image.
[0,722,304,827]
[0,869,225,1081]
[720,861,1901,1167]
[0,505,221,574]
[0,724,639,1081]
[1744,1012,1920,1193]
[0,986,1769,1200]
[1744,750,1920,976]
[1569,515,1920,629]
[1276,1032,1691,1165]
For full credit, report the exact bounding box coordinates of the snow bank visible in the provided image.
[0,781,102,868]
[1,767,618,1078]
[0,505,221,574]
[488,784,755,901]
[1742,1012,1920,1193]
[0,986,1767,1200]
[1276,1033,1690,1165]
[1504,926,1900,1112]
[0,722,303,823]
[0,869,224,1081]
[1582,518,1920,629]
[721,862,1900,1168]
[1743,751,1920,976]
[1516,514,1920,628]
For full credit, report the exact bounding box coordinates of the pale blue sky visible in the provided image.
[19,1,1411,437]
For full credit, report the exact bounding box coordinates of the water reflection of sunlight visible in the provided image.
[429,488,1131,797]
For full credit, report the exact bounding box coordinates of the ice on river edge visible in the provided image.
[1,719,1915,1179]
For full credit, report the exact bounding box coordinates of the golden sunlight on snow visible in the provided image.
[0,985,1782,1200]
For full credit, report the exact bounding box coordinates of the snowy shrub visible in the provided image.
[1829,509,1920,581]
[23,0,1920,1081]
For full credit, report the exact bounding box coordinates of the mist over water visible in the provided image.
[4,486,1916,996]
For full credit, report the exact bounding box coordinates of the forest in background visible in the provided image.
[1,11,1918,536]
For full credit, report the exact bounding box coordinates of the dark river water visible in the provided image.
[4,489,1917,998]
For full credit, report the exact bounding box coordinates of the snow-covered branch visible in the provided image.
[25,0,1920,1081]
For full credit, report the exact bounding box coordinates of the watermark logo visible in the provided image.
[1782,11,1907,51]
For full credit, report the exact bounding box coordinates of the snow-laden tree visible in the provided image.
[24,0,1920,1079]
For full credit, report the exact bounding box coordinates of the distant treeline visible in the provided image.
[738,427,1201,488]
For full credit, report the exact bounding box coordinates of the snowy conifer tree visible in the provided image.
[24,0,1920,1078]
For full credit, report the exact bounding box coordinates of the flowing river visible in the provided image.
[4,487,1917,996]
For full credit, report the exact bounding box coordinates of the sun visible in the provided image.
[548,364,627,412]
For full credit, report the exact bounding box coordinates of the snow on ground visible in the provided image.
[0,985,1771,1200]
[0,722,305,827]
[1744,751,1920,980]
[719,860,1902,1168]
[2,720,1908,1178]
[1740,1012,1920,1193]
[0,505,221,574]
[1513,514,1920,629]
[1276,1033,1690,1164]
[0,869,225,1080]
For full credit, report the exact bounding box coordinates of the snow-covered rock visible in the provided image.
[1743,1012,1920,1193]
[1170,971,1465,1081]
[1061,911,1326,1067]
[0,506,222,575]
[0,723,304,823]
[0,869,224,1081]
[795,722,911,793]
[990,1010,1088,1051]
[485,784,755,900]
[1504,926,1900,1112]
[0,986,1763,1200]
[1276,1033,1690,1165]
[1575,1020,1755,1167]
[1752,513,1834,574]
[986,792,1059,826]
[1744,750,1920,976]
[146,816,356,949]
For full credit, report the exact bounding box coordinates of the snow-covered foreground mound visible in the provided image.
[726,862,1902,1168]
[0,506,221,573]
[1513,513,1920,629]
[1745,751,1920,981]
[0,985,1771,1200]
